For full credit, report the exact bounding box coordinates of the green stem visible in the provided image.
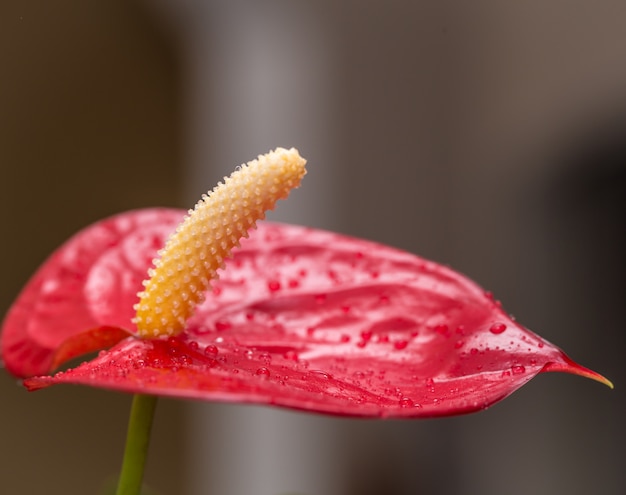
[116,394,158,495]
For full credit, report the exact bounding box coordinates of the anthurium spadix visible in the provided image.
[1,147,611,419]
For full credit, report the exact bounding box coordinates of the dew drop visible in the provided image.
[255,367,270,378]
[511,365,526,375]
[434,324,449,336]
[399,397,414,408]
[489,323,507,334]
[188,341,199,351]
[283,350,299,361]
[204,345,218,357]
[267,280,281,292]
[393,340,408,350]
[215,320,231,331]
[309,370,332,380]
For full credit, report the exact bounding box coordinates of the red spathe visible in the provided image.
[1,209,610,418]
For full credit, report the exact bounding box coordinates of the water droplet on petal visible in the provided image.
[204,345,218,357]
[512,365,526,375]
[399,397,414,407]
[393,340,408,350]
[425,377,436,392]
[434,324,449,336]
[215,320,231,331]
[283,350,299,361]
[267,280,281,292]
[255,367,270,378]
[489,323,507,334]
[259,352,272,365]
[309,370,332,380]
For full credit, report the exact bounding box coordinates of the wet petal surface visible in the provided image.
[2,210,609,418]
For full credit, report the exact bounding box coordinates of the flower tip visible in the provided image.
[585,370,614,389]
[543,356,613,389]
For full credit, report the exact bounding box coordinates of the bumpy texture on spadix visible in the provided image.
[133,148,306,337]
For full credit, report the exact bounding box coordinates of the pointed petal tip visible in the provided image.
[543,357,613,389]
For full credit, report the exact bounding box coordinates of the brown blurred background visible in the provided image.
[1,1,624,494]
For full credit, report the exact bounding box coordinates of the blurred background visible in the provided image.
[1,1,624,494]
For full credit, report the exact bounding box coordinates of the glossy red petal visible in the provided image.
[1,209,182,377]
[15,221,611,418]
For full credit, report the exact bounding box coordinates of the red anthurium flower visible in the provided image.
[2,209,610,417]
[1,149,611,419]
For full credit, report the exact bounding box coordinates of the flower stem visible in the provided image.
[116,394,158,495]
